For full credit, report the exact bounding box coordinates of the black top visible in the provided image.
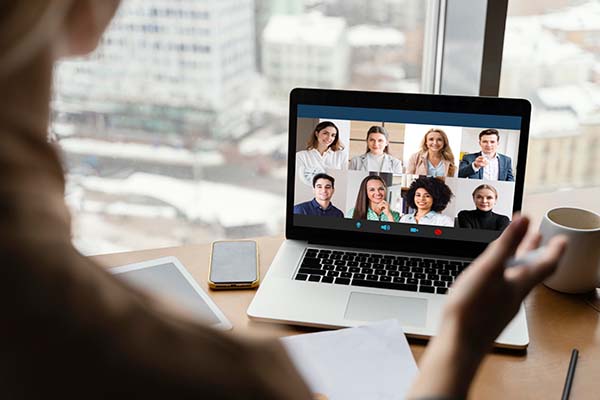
[457,209,510,231]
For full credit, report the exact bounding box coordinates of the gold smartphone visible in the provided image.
[208,240,259,289]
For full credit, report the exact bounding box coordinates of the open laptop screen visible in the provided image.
[288,90,530,255]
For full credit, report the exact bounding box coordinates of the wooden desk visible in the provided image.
[93,187,600,399]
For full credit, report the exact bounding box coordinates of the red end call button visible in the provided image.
[434,229,443,236]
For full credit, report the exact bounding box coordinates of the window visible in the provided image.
[54,0,428,254]
[499,0,600,193]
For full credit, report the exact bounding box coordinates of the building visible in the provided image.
[525,83,600,191]
[542,1,600,54]
[500,16,595,99]
[501,6,600,192]
[254,0,304,72]
[347,25,407,90]
[53,0,257,142]
[262,13,350,97]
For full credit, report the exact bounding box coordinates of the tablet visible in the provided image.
[110,256,232,330]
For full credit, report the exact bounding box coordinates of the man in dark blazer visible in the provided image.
[459,129,514,181]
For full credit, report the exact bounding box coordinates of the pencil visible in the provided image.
[561,348,578,400]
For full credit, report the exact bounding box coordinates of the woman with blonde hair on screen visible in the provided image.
[406,128,457,177]
[0,1,566,398]
[457,184,510,231]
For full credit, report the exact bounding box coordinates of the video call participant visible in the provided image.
[348,125,403,174]
[459,128,514,181]
[348,175,400,222]
[296,121,347,186]
[400,177,454,226]
[406,128,457,177]
[457,184,510,231]
[293,173,344,218]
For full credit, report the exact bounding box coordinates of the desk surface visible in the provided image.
[93,187,600,399]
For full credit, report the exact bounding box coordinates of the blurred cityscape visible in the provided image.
[51,0,599,254]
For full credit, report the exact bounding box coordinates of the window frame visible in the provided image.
[423,0,509,96]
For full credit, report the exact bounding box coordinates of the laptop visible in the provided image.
[248,88,531,349]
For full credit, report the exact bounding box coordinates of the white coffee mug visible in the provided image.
[541,207,600,294]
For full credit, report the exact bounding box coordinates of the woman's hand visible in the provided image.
[374,200,394,220]
[408,216,567,399]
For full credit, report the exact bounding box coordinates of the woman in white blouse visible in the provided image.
[296,121,347,186]
[349,125,403,174]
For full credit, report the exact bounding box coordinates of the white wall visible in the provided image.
[344,170,370,216]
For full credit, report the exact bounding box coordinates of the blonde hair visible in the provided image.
[0,1,73,77]
[472,184,498,199]
[420,128,456,176]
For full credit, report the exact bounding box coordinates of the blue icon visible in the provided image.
[355,222,362,229]
[410,227,419,233]
[380,224,391,231]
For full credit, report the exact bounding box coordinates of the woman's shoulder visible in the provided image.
[408,151,425,162]
[399,212,414,222]
[349,153,365,162]
[458,209,474,217]
[493,212,510,222]
[386,153,402,163]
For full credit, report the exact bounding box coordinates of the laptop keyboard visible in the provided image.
[294,248,471,295]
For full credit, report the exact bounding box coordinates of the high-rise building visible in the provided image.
[500,16,595,99]
[262,13,349,96]
[542,1,600,54]
[526,84,600,191]
[53,0,256,142]
[254,0,304,72]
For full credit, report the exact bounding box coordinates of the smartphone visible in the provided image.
[208,240,259,289]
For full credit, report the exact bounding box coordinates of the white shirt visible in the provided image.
[367,153,385,172]
[296,148,347,186]
[472,153,499,180]
[427,160,446,177]
[399,211,454,227]
[348,153,403,174]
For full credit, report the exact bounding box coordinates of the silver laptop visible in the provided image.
[248,88,531,349]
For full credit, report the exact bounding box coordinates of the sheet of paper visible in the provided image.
[281,320,418,400]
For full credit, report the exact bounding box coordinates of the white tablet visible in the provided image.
[110,256,232,330]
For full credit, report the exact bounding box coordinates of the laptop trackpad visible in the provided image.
[344,292,427,327]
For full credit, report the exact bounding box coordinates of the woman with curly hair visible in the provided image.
[348,175,400,222]
[406,128,457,177]
[400,176,454,226]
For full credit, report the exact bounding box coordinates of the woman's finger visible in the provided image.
[516,230,541,257]
[507,235,567,296]
[476,216,530,274]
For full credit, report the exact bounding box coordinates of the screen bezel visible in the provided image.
[286,88,531,258]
